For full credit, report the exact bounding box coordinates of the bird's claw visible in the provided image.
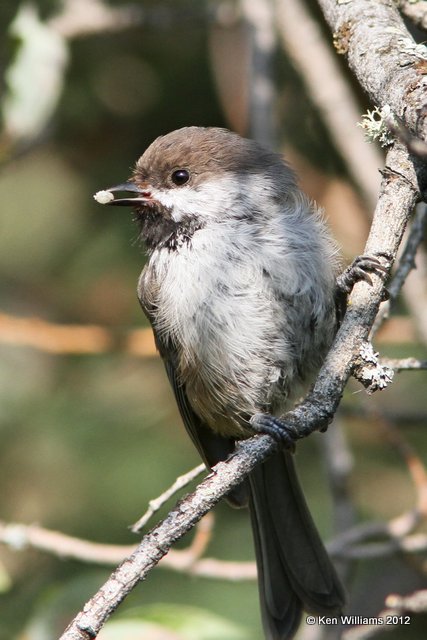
[250,413,297,452]
[336,254,389,295]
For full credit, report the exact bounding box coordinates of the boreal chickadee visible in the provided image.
[95,126,374,639]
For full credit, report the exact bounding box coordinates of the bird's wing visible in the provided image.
[162,354,236,470]
[151,325,248,507]
[143,311,233,466]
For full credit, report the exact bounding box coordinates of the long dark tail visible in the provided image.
[248,451,346,639]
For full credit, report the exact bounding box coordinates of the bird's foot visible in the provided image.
[336,254,389,295]
[335,254,390,322]
[249,413,297,452]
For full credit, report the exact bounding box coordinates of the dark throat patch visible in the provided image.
[134,207,203,252]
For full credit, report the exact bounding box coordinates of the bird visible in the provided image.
[95,126,349,639]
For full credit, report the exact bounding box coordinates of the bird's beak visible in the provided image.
[94,181,152,207]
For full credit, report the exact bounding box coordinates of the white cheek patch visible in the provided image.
[151,176,240,223]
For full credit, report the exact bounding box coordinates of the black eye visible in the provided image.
[171,169,190,186]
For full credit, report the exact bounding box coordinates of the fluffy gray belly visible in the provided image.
[139,252,336,439]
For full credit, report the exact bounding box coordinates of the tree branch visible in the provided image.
[59,436,278,640]
[317,0,427,156]
[241,0,278,148]
[398,0,427,32]
[275,0,383,210]
[371,201,427,336]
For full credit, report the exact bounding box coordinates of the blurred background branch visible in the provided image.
[0,311,157,356]
[397,0,427,31]
[0,310,424,355]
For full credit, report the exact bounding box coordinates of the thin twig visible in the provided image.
[385,114,427,161]
[371,202,427,336]
[0,520,136,565]
[331,533,427,561]
[4,513,427,575]
[0,515,256,580]
[385,589,427,614]
[58,436,281,640]
[388,202,426,307]
[397,218,427,345]
[379,357,427,371]
[342,589,427,640]
[131,463,206,532]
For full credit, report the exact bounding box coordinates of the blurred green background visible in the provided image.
[1,1,427,639]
